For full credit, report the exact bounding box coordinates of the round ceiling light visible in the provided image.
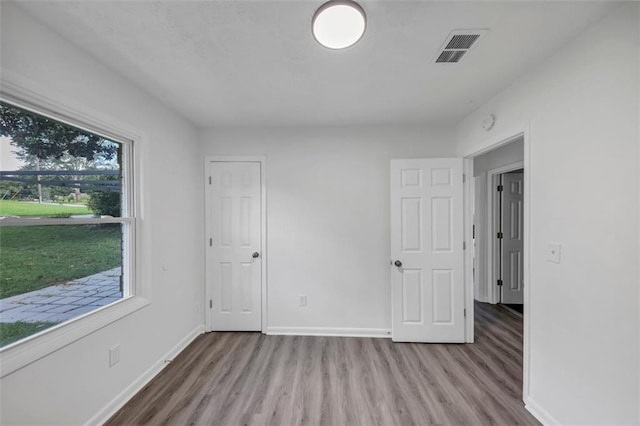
[312,1,367,49]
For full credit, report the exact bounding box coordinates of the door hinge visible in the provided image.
[497,232,503,239]
[209,238,212,247]
[463,173,466,183]
[464,308,467,317]
[497,279,503,286]
[472,224,475,239]
[463,241,466,250]
[209,299,212,308]
[209,176,212,185]
[497,184,503,192]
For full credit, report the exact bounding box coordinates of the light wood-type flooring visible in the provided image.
[107,302,539,425]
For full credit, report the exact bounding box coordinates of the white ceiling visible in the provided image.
[17,1,618,128]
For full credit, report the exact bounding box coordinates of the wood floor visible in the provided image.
[107,302,539,425]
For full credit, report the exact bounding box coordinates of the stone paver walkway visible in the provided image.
[0,267,122,323]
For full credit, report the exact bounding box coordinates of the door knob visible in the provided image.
[394,260,402,267]
[252,252,260,258]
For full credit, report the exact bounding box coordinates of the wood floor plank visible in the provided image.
[107,302,539,426]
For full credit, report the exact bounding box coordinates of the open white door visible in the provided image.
[500,172,524,304]
[208,161,262,331]
[390,158,465,343]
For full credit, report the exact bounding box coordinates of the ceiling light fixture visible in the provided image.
[312,0,366,50]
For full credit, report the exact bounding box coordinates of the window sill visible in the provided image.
[0,296,149,378]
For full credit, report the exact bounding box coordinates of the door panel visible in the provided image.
[391,158,465,343]
[432,197,452,251]
[501,172,524,304]
[401,198,422,251]
[433,269,453,324]
[209,161,262,331]
[402,269,422,323]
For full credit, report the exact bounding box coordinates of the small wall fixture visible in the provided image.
[312,0,366,49]
[482,114,496,131]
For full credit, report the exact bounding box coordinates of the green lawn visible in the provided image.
[0,321,60,347]
[0,224,121,298]
[0,200,92,217]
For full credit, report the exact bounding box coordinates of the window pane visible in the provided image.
[0,101,123,219]
[0,224,124,347]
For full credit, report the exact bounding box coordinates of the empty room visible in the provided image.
[0,1,638,425]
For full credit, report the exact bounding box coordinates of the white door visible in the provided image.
[390,158,465,343]
[500,172,524,304]
[208,161,262,331]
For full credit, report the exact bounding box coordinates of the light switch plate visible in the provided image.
[109,344,120,367]
[548,243,561,263]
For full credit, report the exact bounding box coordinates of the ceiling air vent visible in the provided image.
[435,29,488,64]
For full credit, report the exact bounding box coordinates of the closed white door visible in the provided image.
[390,158,465,343]
[501,172,524,304]
[208,161,262,331]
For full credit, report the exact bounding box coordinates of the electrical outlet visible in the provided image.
[109,344,121,367]
[299,295,307,307]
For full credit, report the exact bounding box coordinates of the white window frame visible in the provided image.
[0,84,149,378]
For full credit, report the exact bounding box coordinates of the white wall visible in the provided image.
[201,126,455,334]
[0,3,204,424]
[458,4,639,424]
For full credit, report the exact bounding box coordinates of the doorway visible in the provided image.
[465,133,529,403]
[471,138,524,311]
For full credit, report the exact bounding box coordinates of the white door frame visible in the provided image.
[472,173,489,303]
[462,123,531,403]
[204,156,267,333]
[487,161,524,304]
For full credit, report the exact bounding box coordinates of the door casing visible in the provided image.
[204,156,267,333]
[461,123,531,406]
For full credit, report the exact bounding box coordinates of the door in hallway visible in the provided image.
[500,172,524,304]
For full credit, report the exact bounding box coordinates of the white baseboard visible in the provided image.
[85,324,205,426]
[525,396,560,426]
[266,326,391,338]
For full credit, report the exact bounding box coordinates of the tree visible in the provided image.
[0,102,121,211]
[0,103,117,161]
[87,190,121,217]
[18,151,97,171]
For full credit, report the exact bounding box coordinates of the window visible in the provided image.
[0,100,135,349]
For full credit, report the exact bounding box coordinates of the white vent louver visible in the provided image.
[435,30,488,64]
